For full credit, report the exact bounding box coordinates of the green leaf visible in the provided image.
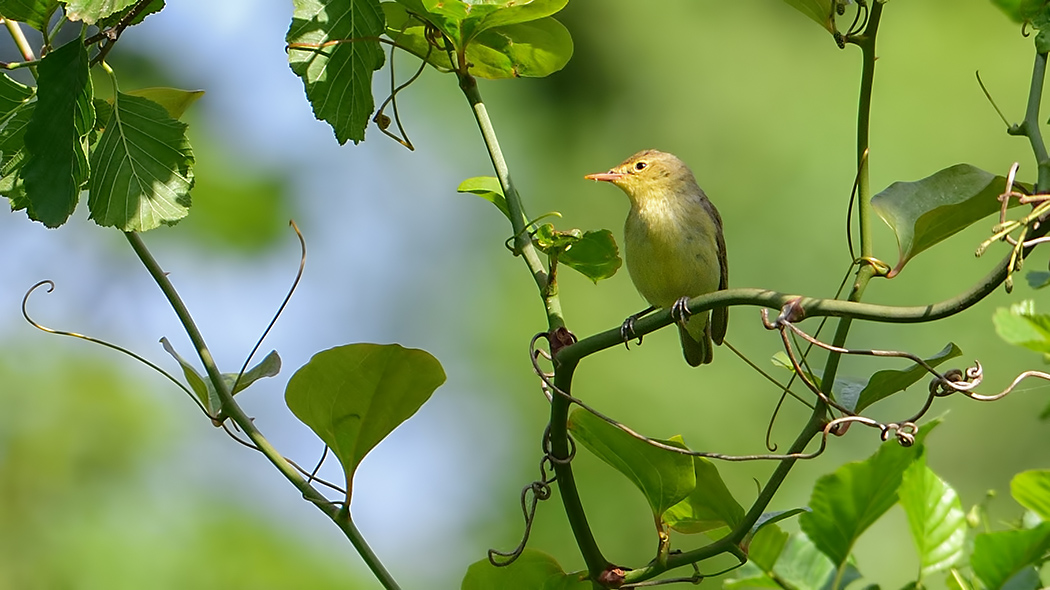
[871,164,1025,278]
[899,458,966,580]
[842,343,962,413]
[800,420,938,566]
[96,0,164,28]
[971,522,1050,590]
[0,0,60,31]
[533,223,580,253]
[993,301,1050,357]
[664,457,745,535]
[567,407,695,518]
[384,3,572,79]
[461,549,589,590]
[62,0,136,24]
[1011,470,1050,521]
[22,39,94,228]
[0,101,35,207]
[457,175,510,220]
[559,229,621,283]
[0,73,33,119]
[161,338,281,416]
[726,531,861,590]
[1025,271,1050,289]
[779,0,835,33]
[287,0,385,145]
[470,0,567,34]
[285,343,445,499]
[87,92,194,231]
[125,87,204,119]
[748,524,789,571]
[991,0,1047,23]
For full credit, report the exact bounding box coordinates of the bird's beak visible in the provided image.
[584,171,623,182]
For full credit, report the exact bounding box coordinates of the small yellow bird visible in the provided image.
[585,149,728,366]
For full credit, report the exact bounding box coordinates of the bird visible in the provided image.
[585,149,728,366]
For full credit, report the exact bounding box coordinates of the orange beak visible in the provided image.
[584,171,624,182]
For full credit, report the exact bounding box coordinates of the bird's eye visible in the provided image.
[634,161,647,171]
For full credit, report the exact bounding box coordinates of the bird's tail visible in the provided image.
[678,316,713,367]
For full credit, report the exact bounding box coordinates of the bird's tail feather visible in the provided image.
[679,323,712,367]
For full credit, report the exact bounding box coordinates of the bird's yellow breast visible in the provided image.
[624,194,721,309]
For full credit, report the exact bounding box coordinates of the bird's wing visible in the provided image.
[706,198,729,345]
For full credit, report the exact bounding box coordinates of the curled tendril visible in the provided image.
[488,425,560,567]
[21,279,212,419]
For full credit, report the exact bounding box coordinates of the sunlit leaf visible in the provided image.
[779,0,835,33]
[285,343,445,499]
[899,458,966,580]
[457,175,510,220]
[664,457,744,535]
[559,229,621,283]
[993,300,1050,358]
[287,0,385,144]
[125,87,204,119]
[0,0,60,31]
[971,523,1050,590]
[461,549,589,590]
[800,420,938,566]
[0,102,34,208]
[22,39,93,228]
[383,2,571,79]
[1011,470,1050,521]
[838,343,962,413]
[726,531,861,590]
[871,164,1026,277]
[87,92,193,231]
[62,0,136,24]
[568,407,695,518]
[95,0,163,28]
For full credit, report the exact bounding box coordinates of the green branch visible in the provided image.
[457,73,565,330]
[1019,51,1050,190]
[124,232,401,590]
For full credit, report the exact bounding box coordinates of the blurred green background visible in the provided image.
[1,0,1048,588]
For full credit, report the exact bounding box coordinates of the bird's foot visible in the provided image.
[620,316,644,350]
[671,296,693,328]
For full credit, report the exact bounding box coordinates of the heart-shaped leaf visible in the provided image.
[871,164,1026,278]
[285,343,445,500]
[568,407,694,519]
[663,457,744,535]
[461,549,589,590]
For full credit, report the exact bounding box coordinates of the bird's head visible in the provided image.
[584,149,697,205]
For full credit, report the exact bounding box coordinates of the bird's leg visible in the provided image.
[620,306,655,349]
[671,296,693,329]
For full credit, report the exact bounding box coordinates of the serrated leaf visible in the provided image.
[1011,470,1050,521]
[0,0,60,31]
[87,92,193,231]
[841,343,962,413]
[125,87,204,119]
[0,101,34,208]
[800,420,939,566]
[22,39,93,228]
[664,457,744,535]
[871,164,1026,278]
[96,0,163,29]
[457,175,510,220]
[62,0,136,24]
[971,522,1050,590]
[461,549,589,590]
[567,407,695,518]
[285,343,445,499]
[993,300,1050,357]
[899,458,966,580]
[779,0,836,33]
[287,0,385,145]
